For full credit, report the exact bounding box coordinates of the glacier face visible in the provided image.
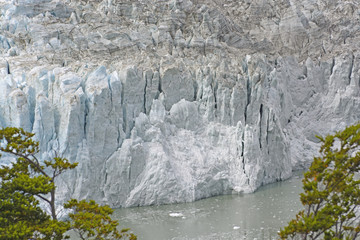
[0,0,359,207]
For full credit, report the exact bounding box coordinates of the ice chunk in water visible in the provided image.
[169,212,184,217]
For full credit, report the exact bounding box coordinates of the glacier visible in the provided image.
[0,0,359,207]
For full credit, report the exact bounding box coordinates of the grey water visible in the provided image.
[112,172,304,240]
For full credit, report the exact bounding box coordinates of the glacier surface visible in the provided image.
[0,0,360,207]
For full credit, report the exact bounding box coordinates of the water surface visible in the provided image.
[113,172,304,240]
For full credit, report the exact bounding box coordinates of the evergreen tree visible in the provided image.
[0,127,136,240]
[279,124,360,239]
[64,199,135,240]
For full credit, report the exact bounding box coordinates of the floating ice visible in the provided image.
[169,212,184,218]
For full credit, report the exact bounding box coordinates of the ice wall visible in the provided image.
[0,0,359,207]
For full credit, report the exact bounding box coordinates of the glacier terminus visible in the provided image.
[0,0,360,208]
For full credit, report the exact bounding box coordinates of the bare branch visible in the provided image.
[35,194,51,205]
[11,152,49,178]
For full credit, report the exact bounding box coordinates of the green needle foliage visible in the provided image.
[279,123,360,240]
[0,127,136,240]
[64,199,137,240]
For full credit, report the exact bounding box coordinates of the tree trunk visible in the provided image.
[50,189,57,220]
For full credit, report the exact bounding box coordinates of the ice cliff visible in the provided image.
[0,0,359,207]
